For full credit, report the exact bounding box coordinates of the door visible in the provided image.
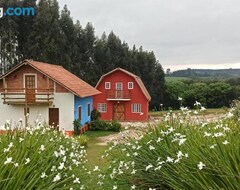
[25,75,36,103]
[49,108,59,130]
[116,83,123,98]
[113,103,125,121]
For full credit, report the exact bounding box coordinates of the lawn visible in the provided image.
[81,131,120,190]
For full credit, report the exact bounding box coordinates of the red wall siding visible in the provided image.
[93,70,149,121]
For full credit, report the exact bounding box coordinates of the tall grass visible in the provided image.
[105,109,240,189]
[0,124,87,190]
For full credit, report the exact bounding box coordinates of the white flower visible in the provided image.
[149,145,155,150]
[73,177,80,184]
[145,164,153,171]
[131,169,137,174]
[131,185,136,189]
[97,181,103,186]
[41,172,48,178]
[93,166,100,172]
[193,110,198,114]
[58,162,64,170]
[178,97,182,101]
[222,140,229,145]
[8,142,14,148]
[25,158,30,165]
[156,137,162,143]
[39,145,45,151]
[197,161,205,170]
[179,138,186,145]
[3,148,10,153]
[200,106,206,111]
[113,185,118,190]
[166,157,174,163]
[53,173,61,182]
[210,144,217,149]
[4,157,12,165]
[177,151,183,159]
[14,163,19,167]
[154,165,162,170]
[204,132,211,137]
[19,138,24,142]
[194,101,201,106]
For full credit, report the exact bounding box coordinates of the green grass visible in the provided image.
[84,131,117,169]
[165,76,189,82]
[81,131,119,190]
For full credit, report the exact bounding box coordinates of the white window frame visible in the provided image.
[132,103,141,113]
[116,82,123,90]
[105,82,111,89]
[98,103,107,113]
[128,82,133,89]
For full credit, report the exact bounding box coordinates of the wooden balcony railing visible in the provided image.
[1,88,54,105]
[107,90,131,100]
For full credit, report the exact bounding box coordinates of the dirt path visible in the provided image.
[96,113,227,146]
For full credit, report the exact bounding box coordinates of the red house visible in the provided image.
[93,68,151,121]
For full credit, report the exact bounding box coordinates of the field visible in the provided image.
[165,76,189,82]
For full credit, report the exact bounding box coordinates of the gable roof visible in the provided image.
[0,59,100,98]
[96,67,151,101]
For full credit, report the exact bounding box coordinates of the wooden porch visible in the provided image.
[107,90,131,101]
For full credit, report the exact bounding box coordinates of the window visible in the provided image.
[116,83,122,90]
[98,103,107,112]
[87,103,91,116]
[105,82,110,89]
[78,106,82,120]
[132,104,141,113]
[128,82,133,89]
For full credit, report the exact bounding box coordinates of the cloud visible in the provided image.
[58,0,240,70]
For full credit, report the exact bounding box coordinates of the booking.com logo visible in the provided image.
[0,7,35,18]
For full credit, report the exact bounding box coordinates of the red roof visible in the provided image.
[96,67,151,101]
[0,60,100,98]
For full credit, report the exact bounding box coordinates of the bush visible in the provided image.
[75,135,89,147]
[89,120,121,132]
[90,108,101,121]
[106,115,240,189]
[73,119,81,136]
[0,125,88,189]
[110,121,121,132]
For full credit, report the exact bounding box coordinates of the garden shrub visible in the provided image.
[90,108,101,121]
[75,135,89,147]
[110,121,121,132]
[73,119,81,136]
[90,120,121,132]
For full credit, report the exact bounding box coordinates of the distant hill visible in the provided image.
[169,68,240,78]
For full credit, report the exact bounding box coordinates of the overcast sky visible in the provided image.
[58,0,240,71]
